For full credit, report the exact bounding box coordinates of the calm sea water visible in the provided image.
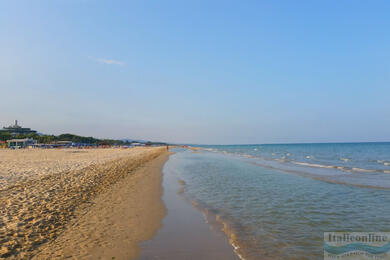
[169,143,390,259]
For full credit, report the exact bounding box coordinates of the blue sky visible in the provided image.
[1,1,389,144]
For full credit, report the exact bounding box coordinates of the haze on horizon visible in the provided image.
[1,1,389,145]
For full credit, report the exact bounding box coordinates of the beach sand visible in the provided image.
[0,147,167,259]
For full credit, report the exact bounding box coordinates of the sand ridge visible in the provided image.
[0,147,166,259]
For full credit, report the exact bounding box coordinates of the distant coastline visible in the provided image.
[0,121,167,149]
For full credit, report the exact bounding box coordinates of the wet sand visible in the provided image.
[0,147,167,259]
[137,150,240,260]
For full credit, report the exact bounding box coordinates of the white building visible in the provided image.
[7,138,37,148]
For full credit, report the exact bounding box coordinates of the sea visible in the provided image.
[167,142,390,259]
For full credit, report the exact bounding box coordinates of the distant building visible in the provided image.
[7,138,37,148]
[0,120,37,136]
[52,141,74,147]
[131,142,145,147]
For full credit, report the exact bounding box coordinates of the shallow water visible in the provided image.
[171,145,390,259]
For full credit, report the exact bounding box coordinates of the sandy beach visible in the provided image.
[0,147,167,259]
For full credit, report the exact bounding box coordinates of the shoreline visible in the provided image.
[137,149,240,260]
[1,147,240,259]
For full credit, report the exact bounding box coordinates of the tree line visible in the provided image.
[0,132,127,145]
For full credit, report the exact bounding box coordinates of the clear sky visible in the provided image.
[1,1,389,144]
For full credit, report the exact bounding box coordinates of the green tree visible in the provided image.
[0,132,12,141]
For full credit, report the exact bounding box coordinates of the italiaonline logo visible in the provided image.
[324,232,390,260]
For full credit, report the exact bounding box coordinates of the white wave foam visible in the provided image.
[376,160,390,166]
[293,161,334,169]
[292,161,382,174]
[352,168,377,173]
[231,242,246,260]
[340,158,349,162]
[306,156,311,159]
